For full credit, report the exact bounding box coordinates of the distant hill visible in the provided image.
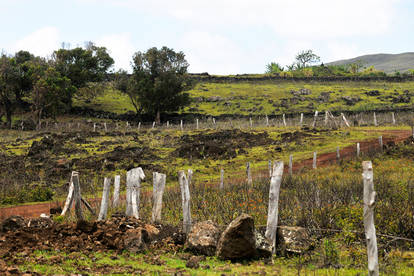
[327,52,414,73]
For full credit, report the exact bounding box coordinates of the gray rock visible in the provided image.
[255,230,273,258]
[216,213,256,260]
[276,226,312,255]
[186,220,221,256]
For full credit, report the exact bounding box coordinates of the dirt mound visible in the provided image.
[175,129,275,159]
[0,215,183,260]
[0,216,25,232]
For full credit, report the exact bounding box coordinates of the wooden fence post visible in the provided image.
[300,113,304,127]
[362,161,379,276]
[213,118,216,125]
[72,172,84,221]
[152,122,155,129]
[249,117,253,128]
[180,120,183,131]
[196,119,199,130]
[104,122,107,132]
[357,143,360,158]
[188,169,193,189]
[268,160,272,178]
[178,170,192,233]
[265,161,284,252]
[283,114,287,127]
[341,113,350,127]
[98,177,111,221]
[289,155,293,176]
[138,122,141,130]
[266,115,269,126]
[312,111,318,128]
[93,123,96,132]
[324,111,328,126]
[152,172,166,223]
[113,175,121,208]
[220,168,224,189]
[61,172,75,216]
[126,168,145,219]
[313,152,317,169]
[378,136,383,152]
[373,112,378,126]
[336,146,340,160]
[167,121,169,128]
[391,112,396,125]
[246,162,252,185]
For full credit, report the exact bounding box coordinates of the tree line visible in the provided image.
[0,44,192,128]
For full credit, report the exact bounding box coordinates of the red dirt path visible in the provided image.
[0,129,411,220]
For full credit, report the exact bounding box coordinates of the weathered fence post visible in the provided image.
[138,122,141,130]
[178,170,192,233]
[266,115,269,126]
[77,122,80,130]
[246,162,252,185]
[61,172,75,216]
[104,122,108,132]
[113,175,121,208]
[289,155,293,176]
[265,161,284,252]
[391,112,396,125]
[98,177,111,221]
[268,160,272,178]
[125,168,145,219]
[324,111,328,126]
[93,123,96,132]
[188,169,193,188]
[378,136,383,152]
[283,114,287,127]
[300,113,304,127]
[362,161,379,276]
[357,143,360,158]
[213,117,216,125]
[72,172,84,220]
[312,111,318,128]
[152,172,166,223]
[180,120,183,131]
[167,121,169,128]
[152,122,156,129]
[341,113,350,127]
[249,117,253,128]
[196,119,199,130]
[220,168,224,189]
[373,112,378,126]
[336,146,340,160]
[313,152,317,169]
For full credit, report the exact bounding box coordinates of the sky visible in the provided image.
[1,0,413,74]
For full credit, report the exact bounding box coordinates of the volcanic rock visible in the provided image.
[185,220,221,256]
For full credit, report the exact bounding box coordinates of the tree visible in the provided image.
[295,50,320,68]
[348,60,364,74]
[117,47,192,122]
[265,62,284,74]
[53,42,114,107]
[0,54,20,128]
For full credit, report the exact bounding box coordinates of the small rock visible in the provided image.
[216,213,256,260]
[186,220,221,256]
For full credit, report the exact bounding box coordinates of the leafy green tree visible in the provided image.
[295,49,320,68]
[53,42,114,107]
[0,54,20,128]
[265,62,284,74]
[347,60,364,74]
[118,47,192,122]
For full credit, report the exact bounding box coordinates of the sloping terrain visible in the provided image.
[327,52,414,73]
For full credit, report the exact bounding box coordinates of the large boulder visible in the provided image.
[216,214,256,260]
[185,220,221,256]
[276,226,313,255]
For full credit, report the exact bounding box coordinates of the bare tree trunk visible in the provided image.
[362,161,379,276]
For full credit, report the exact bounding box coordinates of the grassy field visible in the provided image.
[73,80,414,117]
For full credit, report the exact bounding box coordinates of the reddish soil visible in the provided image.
[0,129,411,220]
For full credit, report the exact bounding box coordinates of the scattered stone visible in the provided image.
[255,231,273,259]
[365,90,380,96]
[341,96,361,106]
[186,220,221,256]
[216,214,256,260]
[185,255,206,269]
[0,216,25,232]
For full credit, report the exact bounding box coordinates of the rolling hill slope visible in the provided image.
[327,52,414,73]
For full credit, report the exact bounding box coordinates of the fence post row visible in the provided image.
[152,172,166,223]
[126,167,145,219]
[362,161,379,276]
[265,161,284,253]
[178,170,192,233]
[98,177,111,221]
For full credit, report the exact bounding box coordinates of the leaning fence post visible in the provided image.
[373,112,378,127]
[313,152,317,169]
[113,175,121,208]
[265,161,284,252]
[362,161,379,276]
[289,155,293,176]
[152,122,156,129]
[72,172,84,221]
[391,112,396,125]
[341,113,350,127]
[98,177,111,221]
[126,168,145,219]
[220,168,224,189]
[246,162,252,185]
[152,172,166,223]
[61,172,75,216]
[178,170,192,233]
[283,114,287,127]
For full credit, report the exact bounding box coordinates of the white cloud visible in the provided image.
[179,32,245,74]
[96,33,135,71]
[13,27,59,57]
